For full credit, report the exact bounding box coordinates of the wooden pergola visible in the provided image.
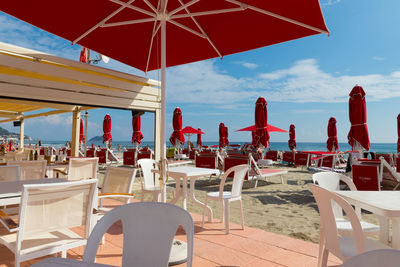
[0,42,161,159]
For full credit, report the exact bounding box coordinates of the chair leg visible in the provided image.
[254,177,259,188]
[15,256,20,267]
[224,199,230,234]
[239,199,244,230]
[220,201,225,223]
[318,228,325,267]
[61,250,67,258]
[319,248,329,267]
[202,197,208,228]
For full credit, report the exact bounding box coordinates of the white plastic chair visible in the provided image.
[33,202,194,267]
[202,164,248,234]
[340,249,400,267]
[0,179,97,267]
[7,160,47,180]
[0,165,20,181]
[137,159,174,201]
[309,184,391,267]
[55,157,99,180]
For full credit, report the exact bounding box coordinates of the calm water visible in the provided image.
[34,140,398,153]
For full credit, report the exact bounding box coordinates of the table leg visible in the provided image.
[392,218,400,249]
[376,215,390,245]
[189,177,213,222]
[169,177,182,205]
[182,177,187,210]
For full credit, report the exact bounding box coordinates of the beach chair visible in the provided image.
[341,249,400,267]
[54,157,99,181]
[137,148,154,160]
[0,165,20,182]
[352,164,380,191]
[248,155,288,187]
[376,153,394,167]
[96,148,108,164]
[195,151,223,173]
[282,151,294,164]
[309,184,391,267]
[378,157,400,190]
[397,157,400,172]
[202,165,248,234]
[32,202,194,267]
[86,148,96,158]
[7,160,47,180]
[0,179,97,267]
[224,154,249,179]
[123,148,137,166]
[294,152,310,167]
[265,150,279,162]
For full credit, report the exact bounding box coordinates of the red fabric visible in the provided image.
[352,164,380,191]
[132,115,144,145]
[219,123,229,148]
[288,124,296,150]
[0,1,328,73]
[182,126,204,135]
[236,124,287,133]
[397,114,400,153]
[169,108,184,146]
[253,97,269,148]
[79,118,85,143]
[102,114,112,143]
[79,47,87,63]
[347,85,370,151]
[327,117,339,152]
[197,128,202,147]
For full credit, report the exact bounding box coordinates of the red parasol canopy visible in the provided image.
[219,122,229,148]
[182,126,204,135]
[347,85,370,151]
[79,118,85,143]
[169,108,185,147]
[288,124,296,150]
[196,128,203,147]
[236,124,288,133]
[327,117,339,152]
[253,97,269,148]
[103,114,112,143]
[397,114,400,153]
[132,115,144,145]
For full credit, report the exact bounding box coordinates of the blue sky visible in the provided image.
[1,0,400,143]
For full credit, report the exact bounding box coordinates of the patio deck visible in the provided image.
[0,200,342,267]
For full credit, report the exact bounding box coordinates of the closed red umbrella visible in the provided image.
[327,117,339,152]
[79,118,85,143]
[79,47,87,63]
[224,125,229,147]
[288,124,296,151]
[132,115,144,146]
[397,114,400,153]
[253,97,269,148]
[197,128,203,148]
[219,123,229,148]
[347,85,370,151]
[103,114,112,144]
[169,108,185,147]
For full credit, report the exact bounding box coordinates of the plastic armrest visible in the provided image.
[98,193,134,199]
[0,210,19,232]
[53,168,68,176]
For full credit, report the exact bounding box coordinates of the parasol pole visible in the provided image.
[160,4,167,203]
[84,111,88,156]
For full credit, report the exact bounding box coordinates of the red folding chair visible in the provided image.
[321,155,334,169]
[195,153,218,169]
[224,155,249,179]
[265,150,278,161]
[352,164,380,191]
[294,152,309,166]
[86,149,95,158]
[282,151,294,164]
[123,149,136,165]
[376,153,394,167]
[96,149,107,164]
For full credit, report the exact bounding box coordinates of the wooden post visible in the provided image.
[71,108,81,157]
[19,118,24,151]
[154,108,161,161]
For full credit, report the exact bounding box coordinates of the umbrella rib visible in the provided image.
[145,21,161,73]
[168,20,205,39]
[142,0,158,14]
[226,0,329,34]
[170,7,245,19]
[109,0,156,17]
[73,0,137,44]
[169,0,200,16]
[176,0,222,58]
[102,17,156,27]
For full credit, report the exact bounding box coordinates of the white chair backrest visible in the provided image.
[15,150,30,161]
[17,179,97,249]
[68,158,99,180]
[309,184,365,258]
[219,164,248,198]
[341,249,400,267]
[312,172,340,191]
[7,160,47,180]
[102,167,137,202]
[83,202,193,267]
[137,159,159,189]
[4,152,16,162]
[0,165,21,181]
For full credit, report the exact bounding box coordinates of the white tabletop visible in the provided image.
[31,258,113,267]
[167,166,220,178]
[335,191,400,217]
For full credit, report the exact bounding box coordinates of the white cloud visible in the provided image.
[372,56,385,61]
[242,63,259,69]
[320,0,341,7]
[289,109,326,114]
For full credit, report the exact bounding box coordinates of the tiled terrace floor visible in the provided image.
[0,200,342,267]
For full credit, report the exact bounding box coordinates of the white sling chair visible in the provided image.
[0,165,20,181]
[7,160,47,180]
[54,157,99,180]
[0,179,97,267]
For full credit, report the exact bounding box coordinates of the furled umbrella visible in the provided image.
[79,118,85,143]
[224,125,229,147]
[103,114,112,144]
[79,46,88,63]
[132,113,144,147]
[398,114,400,153]
[253,97,269,148]
[169,108,185,149]
[347,85,370,151]
[288,124,296,151]
[327,117,339,152]
[219,123,228,149]
[196,128,203,148]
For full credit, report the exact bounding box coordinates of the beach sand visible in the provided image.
[99,162,379,244]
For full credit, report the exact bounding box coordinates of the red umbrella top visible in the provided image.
[236,124,288,133]
[347,85,370,151]
[0,1,329,73]
[197,128,203,147]
[219,123,229,148]
[397,114,400,153]
[253,97,269,148]
[132,115,144,145]
[79,118,85,143]
[103,114,112,143]
[327,117,339,152]
[182,126,204,135]
[169,108,185,147]
[288,124,296,150]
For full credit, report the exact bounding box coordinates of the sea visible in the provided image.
[31,140,398,153]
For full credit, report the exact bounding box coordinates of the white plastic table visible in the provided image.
[155,166,220,222]
[335,190,400,248]
[31,258,113,267]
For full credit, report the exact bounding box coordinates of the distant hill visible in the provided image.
[89,136,103,142]
[0,126,30,139]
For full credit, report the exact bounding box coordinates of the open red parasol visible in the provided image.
[132,115,144,146]
[253,97,269,148]
[79,118,85,143]
[103,114,112,143]
[196,128,203,147]
[327,117,339,152]
[288,124,296,150]
[397,114,400,153]
[182,126,204,135]
[347,85,370,151]
[236,124,287,133]
[169,108,185,147]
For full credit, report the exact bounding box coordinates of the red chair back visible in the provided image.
[189,150,196,160]
[67,149,71,157]
[265,150,278,161]
[397,157,400,173]
[96,149,107,164]
[123,150,136,165]
[40,147,45,155]
[295,153,309,166]
[321,156,334,168]
[195,153,217,169]
[86,149,95,158]
[352,164,380,191]
[376,153,393,166]
[224,155,249,179]
[282,151,294,163]
[137,151,152,160]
